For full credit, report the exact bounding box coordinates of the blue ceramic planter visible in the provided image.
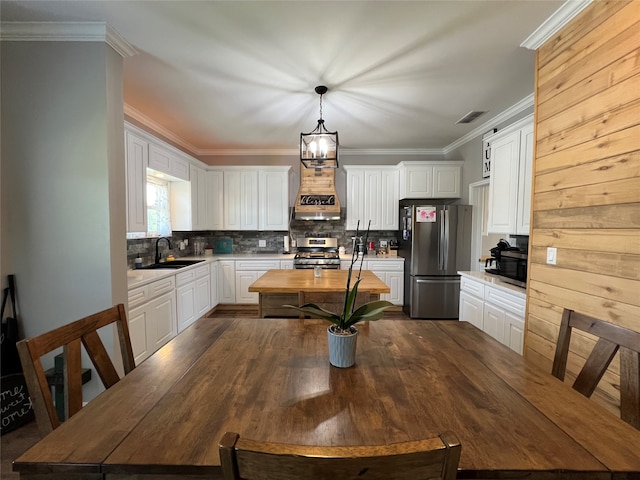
[327,325,358,368]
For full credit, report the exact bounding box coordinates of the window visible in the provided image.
[146,176,172,237]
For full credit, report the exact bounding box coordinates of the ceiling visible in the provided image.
[1,1,566,156]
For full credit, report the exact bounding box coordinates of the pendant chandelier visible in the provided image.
[300,85,339,169]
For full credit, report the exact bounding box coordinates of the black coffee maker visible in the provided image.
[485,239,519,268]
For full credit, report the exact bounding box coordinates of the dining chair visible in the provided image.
[16,303,136,435]
[552,308,640,429]
[219,431,461,480]
[297,290,371,320]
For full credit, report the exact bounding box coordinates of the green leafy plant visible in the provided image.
[285,222,394,332]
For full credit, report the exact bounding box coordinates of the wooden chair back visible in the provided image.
[552,308,640,429]
[16,303,135,435]
[298,290,371,320]
[219,431,461,480]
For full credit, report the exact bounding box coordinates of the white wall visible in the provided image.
[1,41,127,399]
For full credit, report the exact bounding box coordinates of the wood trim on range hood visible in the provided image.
[294,167,341,221]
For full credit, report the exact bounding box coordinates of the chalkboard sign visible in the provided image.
[1,373,34,435]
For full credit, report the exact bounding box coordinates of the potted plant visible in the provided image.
[285,223,394,367]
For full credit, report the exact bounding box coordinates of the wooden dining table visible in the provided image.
[14,317,640,479]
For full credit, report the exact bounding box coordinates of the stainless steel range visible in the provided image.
[293,237,340,269]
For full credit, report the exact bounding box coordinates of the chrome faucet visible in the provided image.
[155,237,172,264]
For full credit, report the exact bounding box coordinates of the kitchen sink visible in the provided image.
[140,260,205,270]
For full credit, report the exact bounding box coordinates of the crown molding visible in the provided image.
[521,0,593,50]
[443,93,534,154]
[0,21,137,57]
[342,148,443,156]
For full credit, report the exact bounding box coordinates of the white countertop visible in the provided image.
[457,271,526,298]
[128,253,404,290]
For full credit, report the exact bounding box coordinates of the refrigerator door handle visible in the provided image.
[443,209,450,270]
[439,209,446,270]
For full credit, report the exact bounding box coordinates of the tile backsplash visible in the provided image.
[127,210,397,268]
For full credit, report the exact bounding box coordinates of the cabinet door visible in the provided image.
[235,271,259,304]
[125,131,148,233]
[345,169,365,230]
[218,260,236,303]
[190,164,207,231]
[487,130,520,234]
[259,170,289,231]
[364,170,382,229]
[128,304,150,364]
[148,143,172,175]
[176,282,197,332]
[504,310,525,354]
[403,165,433,198]
[210,262,219,308]
[385,271,404,305]
[195,275,211,317]
[433,165,461,198]
[380,169,400,230]
[206,171,224,230]
[148,291,177,353]
[483,303,505,343]
[224,170,258,230]
[459,291,483,329]
[516,122,534,235]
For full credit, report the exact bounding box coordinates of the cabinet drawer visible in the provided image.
[460,276,484,298]
[176,268,198,286]
[148,276,175,299]
[484,286,525,316]
[195,264,210,279]
[235,260,280,271]
[367,260,404,271]
[128,285,149,309]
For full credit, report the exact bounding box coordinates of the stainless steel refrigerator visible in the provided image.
[399,200,472,319]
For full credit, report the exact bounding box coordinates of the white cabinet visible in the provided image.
[210,261,220,309]
[224,169,259,230]
[459,291,484,330]
[458,274,525,354]
[367,260,404,305]
[127,276,177,364]
[280,260,294,270]
[176,264,211,332]
[487,115,534,235]
[259,168,290,231]
[171,164,208,231]
[398,162,462,199]
[148,142,190,181]
[235,260,280,304]
[125,130,148,233]
[217,260,236,304]
[345,166,399,231]
[206,170,224,230]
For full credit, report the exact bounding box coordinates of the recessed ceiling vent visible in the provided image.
[456,111,487,124]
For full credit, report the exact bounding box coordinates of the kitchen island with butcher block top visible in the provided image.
[248,269,390,318]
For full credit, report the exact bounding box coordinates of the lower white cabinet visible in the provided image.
[459,274,525,354]
[340,259,404,306]
[218,260,236,304]
[127,276,177,364]
[176,264,211,332]
[367,260,404,305]
[210,262,220,308]
[235,260,280,304]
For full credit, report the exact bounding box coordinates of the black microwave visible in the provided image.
[496,251,528,284]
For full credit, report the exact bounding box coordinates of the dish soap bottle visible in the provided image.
[134,256,143,269]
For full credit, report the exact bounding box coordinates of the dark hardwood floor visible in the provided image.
[0,306,411,479]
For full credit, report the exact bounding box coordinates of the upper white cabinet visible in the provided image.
[190,164,208,231]
[345,166,399,231]
[223,166,290,231]
[148,142,190,181]
[206,170,224,230]
[487,115,533,235]
[259,168,290,231]
[398,162,462,199]
[224,168,259,230]
[125,130,148,233]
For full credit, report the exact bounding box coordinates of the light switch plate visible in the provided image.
[259,240,266,248]
[546,247,557,265]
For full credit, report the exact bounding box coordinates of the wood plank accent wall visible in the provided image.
[527,0,640,417]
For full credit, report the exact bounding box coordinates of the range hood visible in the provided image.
[294,167,341,221]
